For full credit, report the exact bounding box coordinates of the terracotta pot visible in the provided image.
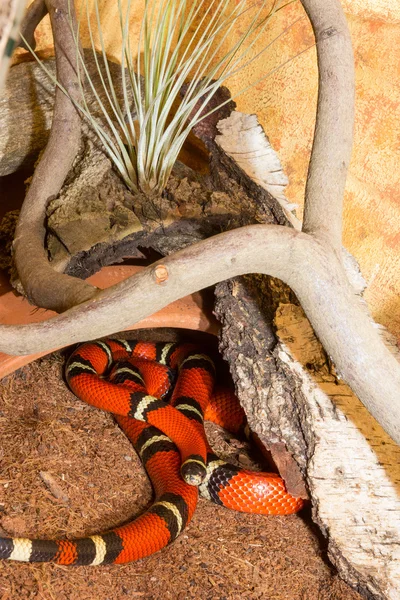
[0,265,220,379]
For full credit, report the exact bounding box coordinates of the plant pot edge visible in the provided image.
[0,265,220,379]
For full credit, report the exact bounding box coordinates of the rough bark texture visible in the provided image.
[214,276,308,494]
[214,281,400,600]
[0,55,133,177]
[39,135,284,279]
[0,58,55,176]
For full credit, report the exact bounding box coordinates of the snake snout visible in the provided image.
[180,457,207,486]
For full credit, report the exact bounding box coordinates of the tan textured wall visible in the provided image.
[16,0,400,340]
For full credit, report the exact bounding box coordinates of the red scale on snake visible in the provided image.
[0,339,304,565]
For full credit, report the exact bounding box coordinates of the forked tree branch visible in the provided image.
[5,0,400,446]
[4,226,400,445]
[13,0,353,312]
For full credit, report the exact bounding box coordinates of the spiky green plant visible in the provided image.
[24,0,299,197]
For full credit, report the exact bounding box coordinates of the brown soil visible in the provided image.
[0,341,363,600]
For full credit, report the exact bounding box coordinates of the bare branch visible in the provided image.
[11,0,355,313]
[301,0,355,252]
[3,225,400,445]
[13,0,97,312]
[17,0,48,51]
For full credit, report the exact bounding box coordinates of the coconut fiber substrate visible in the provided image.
[0,345,363,600]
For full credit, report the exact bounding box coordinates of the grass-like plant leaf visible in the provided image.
[23,0,302,197]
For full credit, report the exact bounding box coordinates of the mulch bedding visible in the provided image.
[0,348,362,600]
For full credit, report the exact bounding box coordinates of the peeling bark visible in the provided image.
[215,111,300,229]
[275,304,400,600]
[215,276,400,600]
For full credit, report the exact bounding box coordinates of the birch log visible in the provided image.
[214,276,400,600]
[275,304,400,599]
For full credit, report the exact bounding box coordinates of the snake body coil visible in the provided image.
[0,339,303,565]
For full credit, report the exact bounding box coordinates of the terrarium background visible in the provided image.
[13,0,400,340]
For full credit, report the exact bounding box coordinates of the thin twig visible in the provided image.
[17,0,48,51]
